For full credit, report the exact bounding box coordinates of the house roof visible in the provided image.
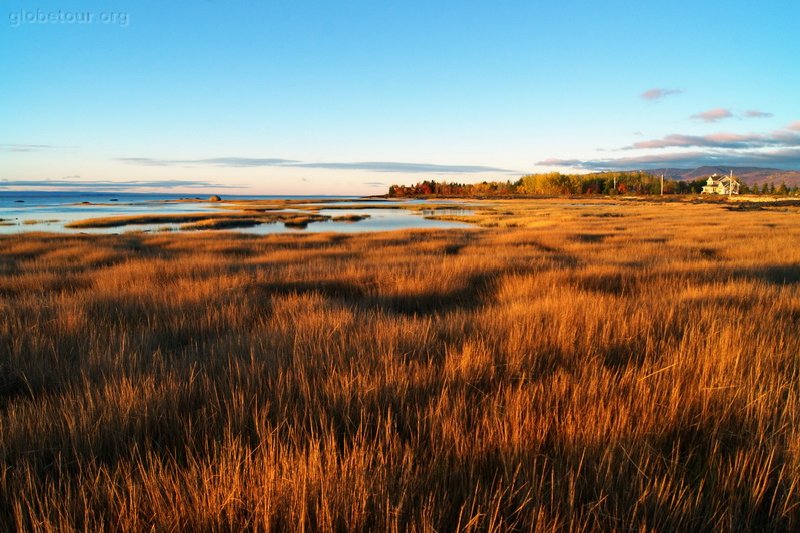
[707,175,737,183]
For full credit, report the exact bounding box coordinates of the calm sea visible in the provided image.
[0,191,351,209]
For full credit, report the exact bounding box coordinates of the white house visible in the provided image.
[702,173,740,195]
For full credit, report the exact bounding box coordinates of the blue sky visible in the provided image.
[2,0,799,194]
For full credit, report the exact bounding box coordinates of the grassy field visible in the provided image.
[1,198,799,531]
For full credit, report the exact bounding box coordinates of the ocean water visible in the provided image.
[0,191,351,209]
[0,191,472,234]
[0,191,258,234]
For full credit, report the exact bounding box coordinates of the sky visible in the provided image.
[2,0,799,194]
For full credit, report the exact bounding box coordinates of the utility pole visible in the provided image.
[729,169,733,197]
[660,173,664,196]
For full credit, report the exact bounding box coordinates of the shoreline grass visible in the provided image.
[65,211,332,229]
[332,214,371,222]
[1,199,799,530]
[21,219,60,225]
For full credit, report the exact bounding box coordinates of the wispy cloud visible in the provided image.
[689,108,774,122]
[624,130,800,150]
[117,157,297,167]
[118,157,513,174]
[744,110,773,118]
[0,179,241,191]
[0,144,55,152]
[691,108,734,123]
[538,158,584,167]
[292,161,512,173]
[539,148,800,171]
[541,122,800,171]
[640,88,682,101]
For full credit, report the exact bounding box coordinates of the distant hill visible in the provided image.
[646,166,800,187]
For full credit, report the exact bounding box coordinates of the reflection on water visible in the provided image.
[0,197,475,235]
[419,208,473,217]
[238,209,473,234]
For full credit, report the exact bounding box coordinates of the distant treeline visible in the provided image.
[388,172,800,197]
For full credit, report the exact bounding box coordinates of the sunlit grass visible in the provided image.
[1,198,799,530]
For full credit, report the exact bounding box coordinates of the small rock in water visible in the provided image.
[208,195,222,202]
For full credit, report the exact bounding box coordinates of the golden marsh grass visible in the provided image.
[1,198,799,531]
